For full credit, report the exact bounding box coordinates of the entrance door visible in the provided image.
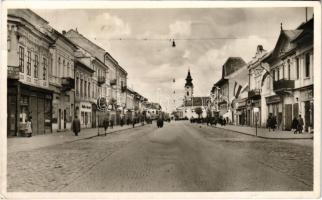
[58,109,61,130]
[37,97,45,134]
[304,101,310,132]
[285,104,292,130]
[64,109,67,129]
[30,96,38,135]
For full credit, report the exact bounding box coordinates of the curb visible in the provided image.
[67,124,148,143]
[195,123,313,140]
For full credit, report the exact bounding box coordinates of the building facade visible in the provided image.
[7,9,54,136]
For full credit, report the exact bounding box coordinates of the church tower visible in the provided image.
[184,69,194,101]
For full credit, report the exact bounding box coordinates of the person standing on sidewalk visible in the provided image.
[25,117,32,137]
[298,115,304,134]
[103,117,109,134]
[267,113,272,132]
[292,116,299,134]
[132,118,136,128]
[72,115,81,136]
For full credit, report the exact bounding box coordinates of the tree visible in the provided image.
[194,107,203,119]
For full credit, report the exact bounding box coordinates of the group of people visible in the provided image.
[291,115,304,134]
[267,113,304,134]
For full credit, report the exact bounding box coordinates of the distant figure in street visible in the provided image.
[267,113,273,132]
[127,118,130,126]
[292,116,299,134]
[103,117,109,134]
[132,118,136,128]
[120,117,124,127]
[298,115,304,134]
[72,115,81,136]
[157,116,164,128]
[110,119,114,129]
[25,117,32,137]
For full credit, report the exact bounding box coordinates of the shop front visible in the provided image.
[247,99,261,127]
[7,81,52,137]
[234,98,247,126]
[299,86,314,132]
[76,101,92,128]
[266,95,283,130]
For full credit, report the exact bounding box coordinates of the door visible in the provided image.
[285,104,292,130]
[58,109,61,130]
[37,97,45,134]
[8,95,17,137]
[304,101,310,132]
[64,109,67,129]
[30,96,38,135]
[293,103,299,118]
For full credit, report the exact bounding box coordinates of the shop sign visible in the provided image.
[266,95,281,104]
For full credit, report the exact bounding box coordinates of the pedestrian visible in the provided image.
[110,119,114,129]
[120,117,124,127]
[267,113,272,132]
[298,114,304,134]
[291,116,299,134]
[72,115,81,136]
[25,116,32,137]
[103,117,109,135]
[271,115,277,132]
[127,118,130,126]
[132,118,136,128]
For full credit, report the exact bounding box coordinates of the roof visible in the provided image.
[283,30,303,41]
[222,57,246,78]
[184,97,210,107]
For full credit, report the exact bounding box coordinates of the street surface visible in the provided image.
[8,121,313,192]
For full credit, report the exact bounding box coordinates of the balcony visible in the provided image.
[248,89,261,100]
[61,77,75,91]
[110,79,117,86]
[98,76,106,85]
[273,79,295,93]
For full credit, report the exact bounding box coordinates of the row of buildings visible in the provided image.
[7,9,161,137]
[210,17,314,133]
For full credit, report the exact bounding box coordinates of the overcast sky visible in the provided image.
[35,7,313,110]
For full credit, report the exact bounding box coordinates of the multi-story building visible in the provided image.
[64,29,110,127]
[7,9,54,136]
[49,30,78,132]
[212,57,246,123]
[262,18,314,132]
[246,45,271,127]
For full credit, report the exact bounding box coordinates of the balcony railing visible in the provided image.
[248,89,261,100]
[273,79,295,93]
[110,79,117,85]
[61,77,75,91]
[98,76,106,85]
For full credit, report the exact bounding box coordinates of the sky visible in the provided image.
[35,7,313,111]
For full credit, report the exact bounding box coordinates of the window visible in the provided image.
[88,82,91,99]
[27,51,31,75]
[282,65,285,79]
[305,53,310,77]
[76,75,79,96]
[92,83,95,98]
[19,46,24,73]
[80,79,83,97]
[34,55,39,78]
[67,62,70,77]
[272,69,275,81]
[296,57,299,79]
[287,60,291,80]
[58,57,61,77]
[84,80,87,97]
[63,60,66,76]
[187,91,189,96]
[49,56,53,76]
[43,58,47,80]
[277,68,280,80]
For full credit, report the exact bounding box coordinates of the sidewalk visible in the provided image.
[8,124,146,153]
[200,124,313,139]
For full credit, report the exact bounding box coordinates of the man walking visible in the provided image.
[298,115,304,134]
[72,115,81,136]
[103,117,109,135]
[292,116,299,134]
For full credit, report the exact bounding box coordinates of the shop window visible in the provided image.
[19,46,24,73]
[34,55,39,78]
[305,53,310,78]
[27,51,31,76]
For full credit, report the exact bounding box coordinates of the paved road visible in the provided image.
[8,121,313,192]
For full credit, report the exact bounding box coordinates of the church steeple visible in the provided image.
[185,69,193,87]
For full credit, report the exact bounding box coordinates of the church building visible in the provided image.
[176,70,210,119]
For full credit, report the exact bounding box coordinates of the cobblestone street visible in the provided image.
[8,121,313,192]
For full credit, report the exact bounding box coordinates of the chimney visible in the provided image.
[62,30,66,35]
[257,45,263,52]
